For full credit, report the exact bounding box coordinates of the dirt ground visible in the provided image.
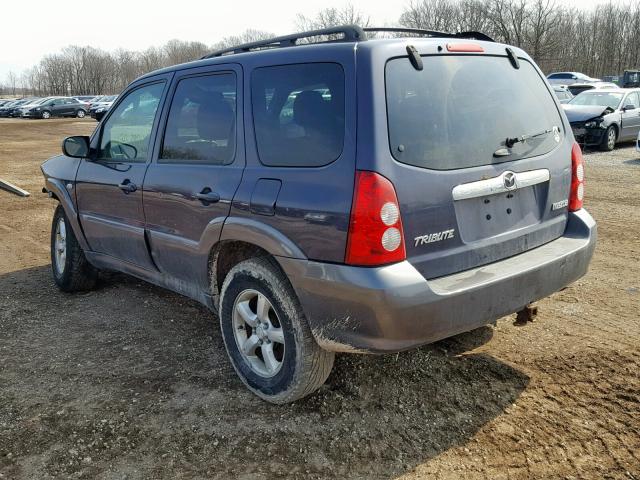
[0,118,638,479]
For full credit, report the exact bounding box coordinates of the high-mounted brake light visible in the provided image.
[446,43,484,53]
[569,142,585,211]
[345,171,406,266]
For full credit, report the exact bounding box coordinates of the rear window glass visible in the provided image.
[386,56,563,170]
[251,63,345,167]
[161,73,236,165]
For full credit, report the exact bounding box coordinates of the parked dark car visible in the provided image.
[563,88,640,150]
[88,95,118,121]
[0,98,40,117]
[0,100,20,116]
[41,25,596,403]
[547,71,599,86]
[23,97,88,119]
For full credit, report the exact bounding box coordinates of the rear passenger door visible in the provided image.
[143,65,244,284]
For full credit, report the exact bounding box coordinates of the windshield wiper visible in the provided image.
[505,127,556,148]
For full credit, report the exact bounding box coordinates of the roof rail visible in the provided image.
[363,27,494,42]
[201,25,367,59]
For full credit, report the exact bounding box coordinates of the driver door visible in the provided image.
[75,77,170,269]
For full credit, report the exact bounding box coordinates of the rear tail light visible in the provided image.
[345,171,406,266]
[569,142,585,211]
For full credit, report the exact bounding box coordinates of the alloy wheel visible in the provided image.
[54,217,66,275]
[232,289,286,378]
[608,128,616,150]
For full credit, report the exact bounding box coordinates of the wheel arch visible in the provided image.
[208,218,307,308]
[610,122,620,138]
[44,177,90,251]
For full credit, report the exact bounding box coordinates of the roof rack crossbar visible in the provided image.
[363,27,494,42]
[202,25,367,59]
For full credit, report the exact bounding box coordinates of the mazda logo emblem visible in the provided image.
[503,172,517,190]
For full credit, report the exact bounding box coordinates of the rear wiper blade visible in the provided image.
[505,126,557,148]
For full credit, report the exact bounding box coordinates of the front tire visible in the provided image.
[41,110,51,119]
[51,205,98,292]
[219,257,334,404]
[600,125,616,151]
[76,109,86,118]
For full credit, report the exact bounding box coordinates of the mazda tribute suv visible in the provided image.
[41,25,596,403]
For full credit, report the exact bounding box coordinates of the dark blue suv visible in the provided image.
[42,26,596,403]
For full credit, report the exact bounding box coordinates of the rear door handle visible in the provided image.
[195,188,220,204]
[118,179,137,193]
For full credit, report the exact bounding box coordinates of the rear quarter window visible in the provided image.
[386,55,563,170]
[251,63,345,167]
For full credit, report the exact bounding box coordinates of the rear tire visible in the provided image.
[51,204,98,292]
[219,257,334,404]
[600,125,616,151]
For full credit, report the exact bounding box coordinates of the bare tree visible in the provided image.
[212,29,275,50]
[7,71,17,96]
[163,39,209,65]
[296,4,371,31]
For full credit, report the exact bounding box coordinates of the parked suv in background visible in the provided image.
[25,97,88,118]
[41,26,596,403]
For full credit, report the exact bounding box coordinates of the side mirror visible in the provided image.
[62,136,90,158]
[623,104,637,111]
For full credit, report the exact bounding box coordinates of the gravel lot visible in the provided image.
[1,118,639,479]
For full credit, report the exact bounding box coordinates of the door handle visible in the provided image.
[118,179,137,193]
[195,188,220,204]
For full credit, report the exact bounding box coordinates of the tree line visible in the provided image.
[2,0,639,97]
[399,0,640,77]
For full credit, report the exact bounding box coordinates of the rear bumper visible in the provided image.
[279,209,596,353]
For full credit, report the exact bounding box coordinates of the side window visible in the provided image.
[628,92,640,108]
[98,82,164,162]
[160,72,236,165]
[251,63,345,167]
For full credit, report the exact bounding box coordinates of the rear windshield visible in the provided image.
[386,55,563,170]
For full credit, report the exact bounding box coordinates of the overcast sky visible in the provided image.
[0,0,617,80]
